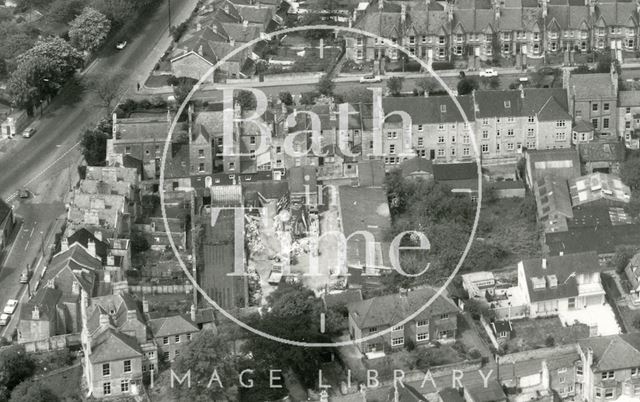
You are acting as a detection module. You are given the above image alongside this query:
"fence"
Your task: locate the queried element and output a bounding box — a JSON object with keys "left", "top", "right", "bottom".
{"left": 129, "top": 284, "right": 193, "bottom": 294}
{"left": 479, "top": 315, "right": 500, "bottom": 350}
{"left": 21, "top": 333, "right": 81, "bottom": 353}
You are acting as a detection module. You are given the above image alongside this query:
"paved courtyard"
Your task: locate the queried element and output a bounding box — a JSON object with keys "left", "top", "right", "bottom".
{"left": 558, "top": 304, "right": 621, "bottom": 336}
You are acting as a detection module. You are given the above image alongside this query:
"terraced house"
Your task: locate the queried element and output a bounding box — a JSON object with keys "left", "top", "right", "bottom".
{"left": 346, "top": 0, "right": 640, "bottom": 65}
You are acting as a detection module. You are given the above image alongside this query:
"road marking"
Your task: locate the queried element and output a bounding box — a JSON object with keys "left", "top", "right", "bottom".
{"left": 23, "top": 141, "right": 81, "bottom": 188}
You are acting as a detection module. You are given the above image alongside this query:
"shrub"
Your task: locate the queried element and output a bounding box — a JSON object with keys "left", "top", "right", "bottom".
{"left": 545, "top": 336, "right": 555, "bottom": 347}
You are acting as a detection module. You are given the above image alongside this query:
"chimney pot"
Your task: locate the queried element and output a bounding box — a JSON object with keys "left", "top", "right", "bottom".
{"left": 542, "top": 258, "right": 547, "bottom": 269}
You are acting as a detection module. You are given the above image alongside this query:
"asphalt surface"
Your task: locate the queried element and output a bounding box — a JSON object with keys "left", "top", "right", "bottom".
{"left": 0, "top": 0, "right": 199, "bottom": 339}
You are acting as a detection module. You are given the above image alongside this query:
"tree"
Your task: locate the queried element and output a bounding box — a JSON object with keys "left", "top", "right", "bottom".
{"left": 172, "top": 331, "right": 236, "bottom": 402}
{"left": 488, "top": 76, "right": 500, "bottom": 90}
{"left": 278, "top": 91, "right": 293, "bottom": 106}
{"left": 254, "top": 59, "right": 268, "bottom": 82}
{"left": 0, "top": 346, "right": 34, "bottom": 394}
{"left": 236, "top": 90, "right": 256, "bottom": 111}
{"left": 387, "top": 76, "right": 404, "bottom": 97}
{"left": 612, "top": 246, "right": 636, "bottom": 274}
{"left": 9, "top": 381, "right": 58, "bottom": 402}
{"left": 47, "top": 0, "right": 85, "bottom": 23}
{"left": 80, "top": 128, "right": 109, "bottom": 166}
{"left": 69, "top": 7, "right": 111, "bottom": 52}
{"left": 92, "top": 74, "right": 123, "bottom": 115}
{"left": 457, "top": 77, "right": 479, "bottom": 95}
{"left": 7, "top": 37, "right": 83, "bottom": 114}
{"left": 621, "top": 156, "right": 640, "bottom": 190}
{"left": 90, "top": 0, "right": 136, "bottom": 26}
{"left": 130, "top": 231, "right": 149, "bottom": 253}
{"left": 172, "top": 77, "right": 197, "bottom": 106}
{"left": 316, "top": 74, "right": 335, "bottom": 96}
{"left": 415, "top": 77, "right": 435, "bottom": 96}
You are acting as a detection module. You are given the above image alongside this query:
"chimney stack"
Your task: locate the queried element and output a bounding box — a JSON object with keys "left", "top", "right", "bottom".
{"left": 107, "top": 254, "right": 115, "bottom": 267}
{"left": 94, "top": 231, "right": 102, "bottom": 242}
{"left": 126, "top": 310, "right": 137, "bottom": 322}
{"left": 88, "top": 239, "right": 96, "bottom": 258}
{"left": 190, "top": 304, "right": 197, "bottom": 322}
{"left": 104, "top": 271, "right": 111, "bottom": 283}
{"left": 32, "top": 306, "right": 40, "bottom": 320}
{"left": 542, "top": 258, "right": 547, "bottom": 269}
{"left": 143, "top": 299, "right": 149, "bottom": 314}
{"left": 61, "top": 237, "right": 69, "bottom": 251}
{"left": 400, "top": 4, "right": 406, "bottom": 24}
{"left": 99, "top": 313, "right": 110, "bottom": 327}
{"left": 72, "top": 281, "right": 80, "bottom": 295}
{"left": 379, "top": 0, "right": 384, "bottom": 10}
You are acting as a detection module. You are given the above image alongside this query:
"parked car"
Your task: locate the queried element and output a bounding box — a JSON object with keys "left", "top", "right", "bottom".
{"left": 18, "top": 188, "right": 29, "bottom": 199}
{"left": 116, "top": 41, "right": 127, "bottom": 50}
{"left": 19, "top": 267, "right": 31, "bottom": 284}
{"left": 22, "top": 127, "right": 35, "bottom": 138}
{"left": 479, "top": 68, "right": 498, "bottom": 77}
{"left": 3, "top": 299, "right": 17, "bottom": 315}
{"left": 0, "top": 314, "right": 9, "bottom": 326}
{"left": 359, "top": 75, "right": 382, "bottom": 83}
{"left": 519, "top": 76, "right": 529, "bottom": 82}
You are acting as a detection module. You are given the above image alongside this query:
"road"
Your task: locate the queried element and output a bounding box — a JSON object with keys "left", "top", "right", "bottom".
{"left": 0, "top": 0, "right": 199, "bottom": 202}
{"left": 0, "top": 203, "right": 65, "bottom": 339}
{"left": 0, "top": 0, "right": 200, "bottom": 339}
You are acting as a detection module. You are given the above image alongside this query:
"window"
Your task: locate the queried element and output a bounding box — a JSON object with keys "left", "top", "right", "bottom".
{"left": 121, "top": 379, "right": 129, "bottom": 393}
{"left": 576, "top": 365, "right": 583, "bottom": 376}
{"left": 528, "top": 115, "right": 535, "bottom": 123}
{"left": 482, "top": 144, "right": 489, "bottom": 153}
{"left": 125, "top": 146, "right": 131, "bottom": 154}
{"left": 576, "top": 110, "right": 582, "bottom": 119}
{"left": 417, "top": 137, "right": 424, "bottom": 146}
{"left": 507, "top": 116, "right": 515, "bottom": 123}
{"left": 175, "top": 350, "right": 180, "bottom": 358}
{"left": 369, "top": 327, "right": 377, "bottom": 333}
{"left": 250, "top": 136, "right": 256, "bottom": 144}
{"left": 187, "top": 333, "right": 192, "bottom": 341}
{"left": 507, "top": 143, "right": 514, "bottom": 151}
{"left": 163, "top": 351, "right": 170, "bottom": 361}
{"left": 438, "top": 124, "right": 445, "bottom": 131}
{"left": 556, "top": 120, "right": 566, "bottom": 128}
{"left": 440, "top": 313, "right": 449, "bottom": 320}
{"left": 596, "top": 388, "right": 602, "bottom": 398}
{"left": 450, "top": 148, "right": 456, "bottom": 156}
{"left": 504, "top": 101, "right": 511, "bottom": 108}
{"left": 356, "top": 37, "right": 363, "bottom": 46}
{"left": 439, "top": 36, "right": 445, "bottom": 45}
{"left": 198, "top": 149, "right": 205, "bottom": 158}
{"left": 416, "top": 320, "right": 428, "bottom": 327}
{"left": 528, "top": 128, "right": 535, "bottom": 137}
{"left": 418, "top": 124, "right": 423, "bottom": 132}
{"left": 605, "top": 389, "right": 614, "bottom": 399}
{"left": 626, "top": 121, "right": 631, "bottom": 129}
{"left": 603, "top": 118, "right": 609, "bottom": 129}
{"left": 463, "top": 147, "right": 470, "bottom": 156}
{"left": 437, "top": 149, "right": 445, "bottom": 157}
{"left": 592, "top": 118, "right": 598, "bottom": 129}
{"left": 507, "top": 129, "right": 514, "bottom": 136}
{"left": 482, "top": 118, "right": 489, "bottom": 126}
{"left": 451, "top": 135, "right": 456, "bottom": 143}
{"left": 389, "top": 144, "right": 396, "bottom": 154}
{"left": 556, "top": 132, "right": 566, "bottom": 141}
{"left": 603, "top": 103, "right": 610, "bottom": 111}
{"left": 103, "top": 382, "right": 111, "bottom": 396}
{"left": 391, "top": 337, "right": 404, "bottom": 346}
{"left": 147, "top": 351, "right": 155, "bottom": 359}
{"left": 592, "top": 103, "right": 598, "bottom": 111}
{"left": 392, "top": 324, "right": 404, "bottom": 331}
{"left": 627, "top": 107, "right": 632, "bottom": 114}
{"left": 124, "top": 360, "right": 131, "bottom": 373}
{"left": 102, "top": 363, "right": 110, "bottom": 377}
{"left": 417, "top": 332, "right": 429, "bottom": 341}
{"left": 601, "top": 371, "right": 614, "bottom": 380}
{"left": 438, "top": 136, "right": 445, "bottom": 143}
{"left": 482, "top": 130, "right": 489, "bottom": 139}
{"left": 198, "top": 163, "right": 205, "bottom": 172}
{"left": 440, "top": 104, "right": 447, "bottom": 113}
{"left": 149, "top": 363, "right": 155, "bottom": 372}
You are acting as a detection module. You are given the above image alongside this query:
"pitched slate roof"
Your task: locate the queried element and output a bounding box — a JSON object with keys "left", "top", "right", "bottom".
{"left": 382, "top": 95, "right": 476, "bottom": 125}
{"left": 148, "top": 314, "right": 198, "bottom": 338}
{"left": 547, "top": 3, "right": 590, "bottom": 30}
{"left": 579, "top": 333, "right": 640, "bottom": 372}
{"left": 20, "top": 287, "right": 62, "bottom": 321}
{"left": 355, "top": 1, "right": 405, "bottom": 38}
{"left": 520, "top": 251, "right": 601, "bottom": 303}
{"left": 569, "top": 73, "right": 616, "bottom": 99}
{"left": 594, "top": 1, "right": 638, "bottom": 27}
{"left": 399, "top": 158, "right": 434, "bottom": 178}
{"left": 87, "top": 293, "right": 142, "bottom": 334}
{"left": 348, "top": 287, "right": 458, "bottom": 329}
{"left": 67, "top": 228, "right": 109, "bottom": 260}
{"left": 546, "top": 222, "right": 640, "bottom": 255}
{"left": 432, "top": 162, "right": 477, "bottom": 181}
{"left": 90, "top": 328, "right": 142, "bottom": 364}
{"left": 44, "top": 243, "right": 102, "bottom": 297}
{"left": 619, "top": 90, "right": 640, "bottom": 107}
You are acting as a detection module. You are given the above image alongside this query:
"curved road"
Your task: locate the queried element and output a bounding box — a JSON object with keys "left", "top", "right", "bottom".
{"left": 0, "top": 0, "right": 198, "bottom": 200}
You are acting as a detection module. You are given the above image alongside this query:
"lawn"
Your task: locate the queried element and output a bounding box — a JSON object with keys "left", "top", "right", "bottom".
{"left": 617, "top": 305, "right": 640, "bottom": 333}
{"left": 477, "top": 196, "right": 541, "bottom": 267}
{"left": 505, "top": 317, "right": 589, "bottom": 353}
{"left": 365, "top": 343, "right": 465, "bottom": 379}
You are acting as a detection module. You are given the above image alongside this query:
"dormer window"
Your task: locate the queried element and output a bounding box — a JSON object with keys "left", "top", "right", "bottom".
{"left": 504, "top": 101, "right": 511, "bottom": 109}
{"left": 440, "top": 105, "right": 446, "bottom": 113}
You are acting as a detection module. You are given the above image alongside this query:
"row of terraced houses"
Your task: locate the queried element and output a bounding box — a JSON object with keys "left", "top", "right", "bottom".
{"left": 346, "top": 0, "right": 640, "bottom": 65}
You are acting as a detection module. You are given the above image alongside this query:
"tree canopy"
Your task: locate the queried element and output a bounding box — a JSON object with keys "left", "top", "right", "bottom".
{"left": 316, "top": 74, "right": 335, "bottom": 96}
{"left": 8, "top": 37, "right": 83, "bottom": 113}
{"left": 0, "top": 346, "right": 35, "bottom": 399}
{"left": 387, "top": 76, "right": 404, "bottom": 96}
{"left": 69, "top": 7, "right": 111, "bottom": 52}
{"left": 621, "top": 155, "right": 640, "bottom": 190}
{"left": 457, "top": 77, "right": 479, "bottom": 95}
{"left": 172, "top": 330, "right": 236, "bottom": 402}
{"left": 80, "top": 122, "right": 110, "bottom": 166}
{"left": 9, "top": 381, "right": 58, "bottom": 402}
